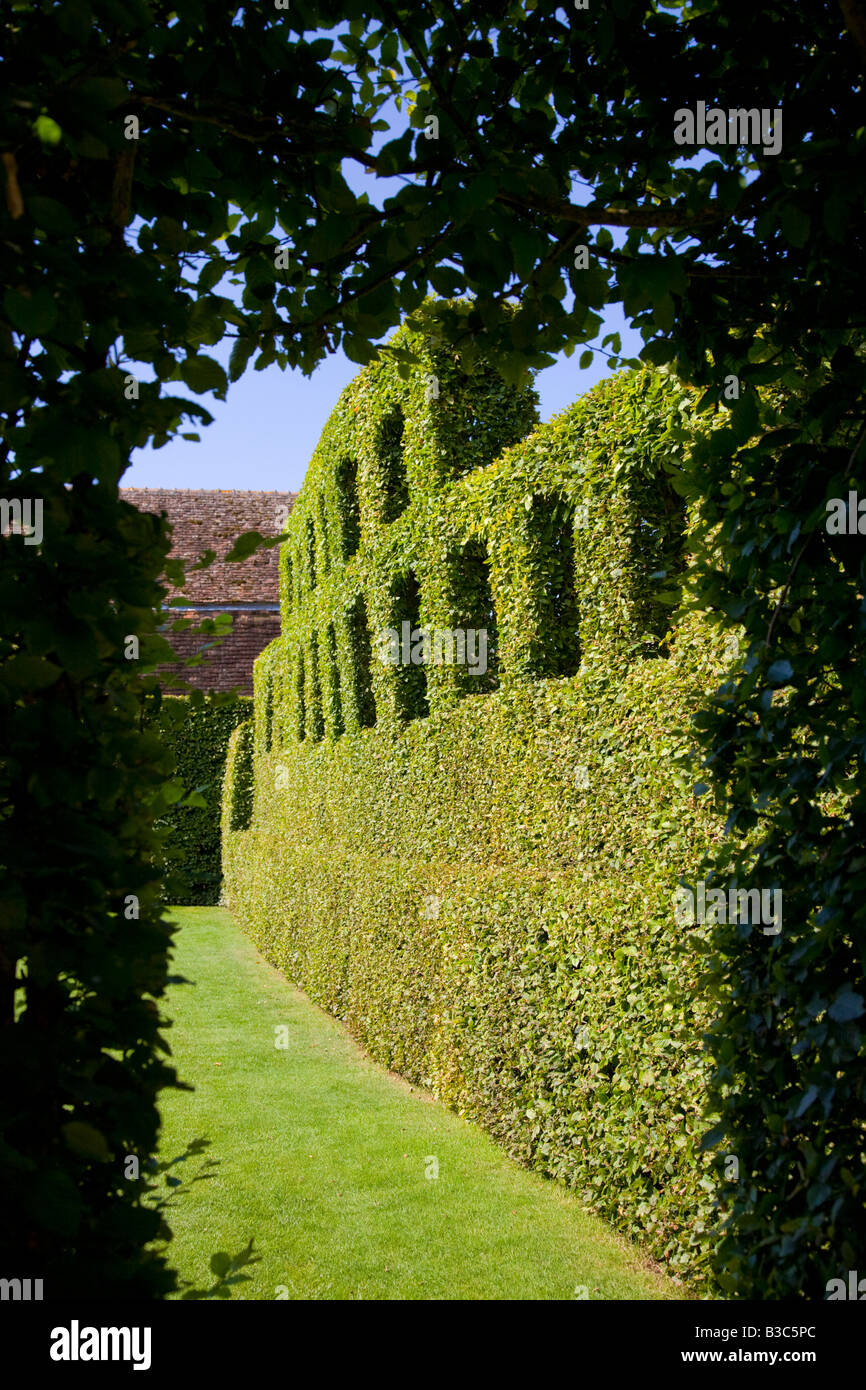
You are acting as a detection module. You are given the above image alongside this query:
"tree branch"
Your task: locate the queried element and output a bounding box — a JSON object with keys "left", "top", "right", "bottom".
{"left": 495, "top": 187, "right": 729, "bottom": 231}
{"left": 135, "top": 96, "right": 372, "bottom": 154}
{"left": 1, "top": 152, "right": 24, "bottom": 220}
{"left": 110, "top": 144, "right": 136, "bottom": 246}
{"left": 589, "top": 242, "right": 760, "bottom": 280}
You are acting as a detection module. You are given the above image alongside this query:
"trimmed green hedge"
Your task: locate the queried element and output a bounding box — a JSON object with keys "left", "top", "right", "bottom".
{"left": 222, "top": 309, "right": 729, "bottom": 1286}
{"left": 149, "top": 694, "right": 251, "bottom": 905}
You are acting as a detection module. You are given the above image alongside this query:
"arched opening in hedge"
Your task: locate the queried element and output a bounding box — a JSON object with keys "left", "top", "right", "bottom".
{"left": 346, "top": 592, "right": 377, "bottom": 730}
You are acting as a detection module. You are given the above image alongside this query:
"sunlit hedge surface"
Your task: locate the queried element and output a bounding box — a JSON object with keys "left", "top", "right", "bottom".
{"left": 223, "top": 313, "right": 728, "bottom": 1286}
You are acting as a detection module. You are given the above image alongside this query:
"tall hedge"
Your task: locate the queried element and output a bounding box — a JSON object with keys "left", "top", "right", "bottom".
{"left": 0, "top": 488, "right": 182, "bottom": 1299}
{"left": 148, "top": 694, "right": 252, "bottom": 905}
{"left": 222, "top": 316, "right": 740, "bottom": 1287}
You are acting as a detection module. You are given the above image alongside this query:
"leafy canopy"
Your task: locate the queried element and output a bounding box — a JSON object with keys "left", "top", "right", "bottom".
{"left": 2, "top": 0, "right": 865, "bottom": 1296}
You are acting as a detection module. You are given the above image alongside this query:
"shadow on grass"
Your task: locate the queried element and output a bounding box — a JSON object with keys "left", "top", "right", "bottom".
{"left": 144, "top": 1135, "right": 261, "bottom": 1299}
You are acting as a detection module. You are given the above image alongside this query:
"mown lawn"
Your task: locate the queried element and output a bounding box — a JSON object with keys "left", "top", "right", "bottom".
{"left": 150, "top": 906, "right": 683, "bottom": 1300}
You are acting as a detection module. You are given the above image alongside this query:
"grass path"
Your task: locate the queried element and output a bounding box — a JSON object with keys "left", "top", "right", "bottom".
{"left": 152, "top": 907, "right": 681, "bottom": 1300}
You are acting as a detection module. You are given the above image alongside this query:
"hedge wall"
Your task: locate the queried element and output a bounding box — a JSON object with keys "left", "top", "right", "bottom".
{"left": 222, "top": 309, "right": 731, "bottom": 1287}
{"left": 148, "top": 693, "right": 251, "bottom": 905}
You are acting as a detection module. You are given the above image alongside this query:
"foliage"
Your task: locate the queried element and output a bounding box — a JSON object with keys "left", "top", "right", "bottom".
{"left": 0, "top": 487, "right": 182, "bottom": 1296}
{"left": 3, "top": 0, "right": 865, "bottom": 1297}
{"left": 222, "top": 346, "right": 732, "bottom": 1287}
{"left": 147, "top": 695, "right": 252, "bottom": 906}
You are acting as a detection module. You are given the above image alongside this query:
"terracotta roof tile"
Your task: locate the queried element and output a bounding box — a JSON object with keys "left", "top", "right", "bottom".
{"left": 120, "top": 488, "right": 296, "bottom": 603}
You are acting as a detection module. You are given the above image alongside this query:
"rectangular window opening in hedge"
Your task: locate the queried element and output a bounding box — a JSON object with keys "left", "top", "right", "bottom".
{"left": 307, "top": 632, "right": 325, "bottom": 742}
{"left": 449, "top": 537, "right": 500, "bottom": 695}
{"left": 149, "top": 694, "right": 252, "bottom": 905}
{"left": 449, "top": 401, "right": 500, "bottom": 479}
{"left": 306, "top": 516, "right": 317, "bottom": 590}
{"left": 325, "top": 622, "right": 345, "bottom": 738}
{"left": 633, "top": 489, "right": 689, "bottom": 657}
{"left": 528, "top": 493, "right": 581, "bottom": 677}
{"left": 335, "top": 456, "right": 361, "bottom": 559}
{"left": 282, "top": 550, "right": 293, "bottom": 615}
{"left": 295, "top": 653, "right": 306, "bottom": 741}
{"left": 264, "top": 669, "right": 275, "bottom": 751}
{"left": 389, "top": 568, "right": 430, "bottom": 721}
{"left": 346, "top": 593, "right": 377, "bottom": 729}
{"left": 317, "top": 494, "right": 331, "bottom": 576}
{"left": 375, "top": 405, "right": 408, "bottom": 523}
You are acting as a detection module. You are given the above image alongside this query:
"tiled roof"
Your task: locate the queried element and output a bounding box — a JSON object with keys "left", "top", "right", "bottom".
{"left": 120, "top": 488, "right": 296, "bottom": 604}
{"left": 156, "top": 610, "right": 283, "bottom": 695}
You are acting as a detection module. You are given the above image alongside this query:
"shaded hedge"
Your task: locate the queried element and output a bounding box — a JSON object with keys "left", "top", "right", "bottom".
{"left": 223, "top": 313, "right": 731, "bottom": 1286}
{"left": 148, "top": 694, "right": 251, "bottom": 905}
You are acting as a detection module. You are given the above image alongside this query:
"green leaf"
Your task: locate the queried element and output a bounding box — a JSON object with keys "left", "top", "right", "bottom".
{"left": 429, "top": 266, "right": 465, "bottom": 296}
{"left": 640, "top": 338, "right": 675, "bottom": 366}
{"left": 225, "top": 530, "right": 268, "bottom": 563}
{"left": 26, "top": 196, "right": 76, "bottom": 234}
{"left": 780, "top": 204, "right": 810, "bottom": 249}
{"left": 198, "top": 258, "right": 228, "bottom": 293}
{"left": 32, "top": 115, "right": 63, "bottom": 146}
{"left": 766, "top": 659, "right": 793, "bottom": 684}
{"left": 828, "top": 988, "right": 865, "bottom": 1023}
{"left": 180, "top": 355, "right": 228, "bottom": 395}
{"left": 3, "top": 656, "right": 62, "bottom": 691}
{"left": 342, "top": 335, "right": 378, "bottom": 365}
{"left": 62, "top": 1122, "right": 112, "bottom": 1162}
{"left": 162, "top": 780, "right": 186, "bottom": 805}
{"left": 793, "top": 1085, "right": 818, "bottom": 1118}
{"left": 699, "top": 1121, "right": 727, "bottom": 1152}
{"left": 3, "top": 287, "right": 58, "bottom": 337}
{"left": 228, "top": 338, "right": 255, "bottom": 383}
